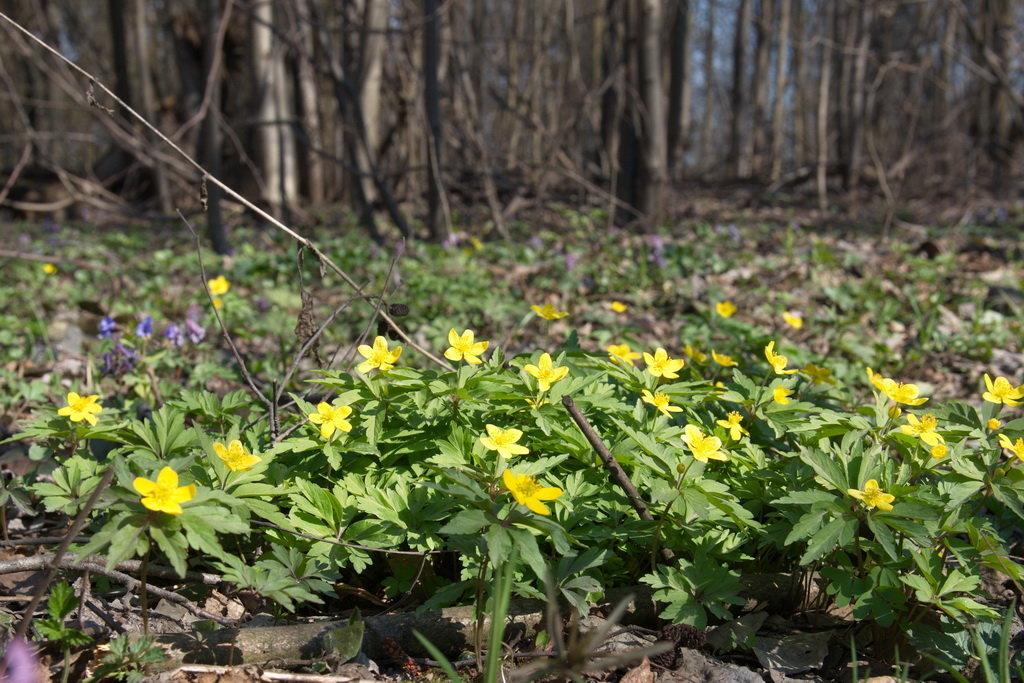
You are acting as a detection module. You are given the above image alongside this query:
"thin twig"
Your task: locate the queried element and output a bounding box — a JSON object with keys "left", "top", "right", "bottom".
{"left": 561, "top": 396, "right": 674, "bottom": 563}
{"left": 180, "top": 210, "right": 272, "bottom": 410}
{"left": 0, "top": 554, "right": 222, "bottom": 585}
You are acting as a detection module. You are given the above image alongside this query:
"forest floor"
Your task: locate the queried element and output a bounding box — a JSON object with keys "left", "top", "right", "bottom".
{"left": 1, "top": 196, "right": 1023, "bottom": 681}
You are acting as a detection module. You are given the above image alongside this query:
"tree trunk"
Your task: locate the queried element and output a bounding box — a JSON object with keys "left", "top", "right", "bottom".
{"left": 423, "top": 0, "right": 448, "bottom": 243}
{"left": 667, "top": 0, "right": 692, "bottom": 176}
{"left": 200, "top": 0, "right": 227, "bottom": 255}
{"left": 728, "top": 0, "right": 751, "bottom": 178}
{"left": 769, "top": 0, "right": 790, "bottom": 181}
{"left": 699, "top": 0, "right": 716, "bottom": 177}
{"left": 294, "top": 0, "right": 325, "bottom": 204}
{"left": 791, "top": 0, "right": 807, "bottom": 169}
{"left": 635, "top": 0, "right": 667, "bottom": 224}
{"left": 750, "top": 0, "right": 772, "bottom": 177}
{"left": 108, "top": 0, "right": 132, "bottom": 107}
{"left": 252, "top": 0, "right": 298, "bottom": 217}
{"left": 134, "top": 0, "right": 172, "bottom": 214}
{"left": 816, "top": 3, "right": 833, "bottom": 212}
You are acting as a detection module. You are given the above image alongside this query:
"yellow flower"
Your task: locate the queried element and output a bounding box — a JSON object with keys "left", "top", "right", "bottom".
{"left": 900, "top": 414, "right": 944, "bottom": 447}
{"left": 42, "top": 263, "right": 57, "bottom": 274}
{"left": 213, "top": 440, "right": 262, "bottom": 472}
{"left": 715, "top": 411, "right": 749, "bottom": 440}
{"left": 802, "top": 363, "right": 834, "bottom": 385}
{"left": 357, "top": 336, "right": 402, "bottom": 373}
{"left": 711, "top": 351, "right": 737, "bottom": 367}
{"left": 930, "top": 444, "right": 948, "bottom": 459}
{"left": 682, "top": 424, "right": 727, "bottom": 463}
{"left": 212, "top": 298, "right": 223, "bottom": 309}
{"left": 207, "top": 275, "right": 231, "bottom": 296}
{"left": 764, "top": 341, "right": 797, "bottom": 375}
{"left": 983, "top": 374, "right": 1022, "bottom": 406}
{"left": 998, "top": 434, "right": 1024, "bottom": 462}
{"left": 880, "top": 378, "right": 928, "bottom": 406}
{"left": 640, "top": 390, "right": 683, "bottom": 417}
{"left": 444, "top": 328, "right": 489, "bottom": 364}
{"left": 480, "top": 425, "right": 530, "bottom": 458}
{"left": 847, "top": 479, "right": 895, "bottom": 511}
{"left": 643, "top": 348, "right": 685, "bottom": 379}
{"left": 57, "top": 392, "right": 102, "bottom": 426}
{"left": 609, "top": 301, "right": 628, "bottom": 313}
{"left": 531, "top": 303, "right": 568, "bottom": 320}
{"left": 682, "top": 344, "right": 707, "bottom": 364}
{"left": 782, "top": 311, "right": 803, "bottom": 329}
{"left": 607, "top": 343, "right": 641, "bottom": 364}
{"left": 308, "top": 402, "right": 354, "bottom": 439}
{"left": 133, "top": 467, "right": 196, "bottom": 515}
{"left": 524, "top": 397, "right": 549, "bottom": 408}
{"left": 773, "top": 385, "right": 792, "bottom": 404}
{"left": 988, "top": 418, "right": 1003, "bottom": 430}
{"left": 502, "top": 470, "right": 562, "bottom": 515}
{"left": 524, "top": 352, "right": 569, "bottom": 391}
{"left": 715, "top": 301, "right": 737, "bottom": 318}
{"left": 866, "top": 367, "right": 887, "bottom": 391}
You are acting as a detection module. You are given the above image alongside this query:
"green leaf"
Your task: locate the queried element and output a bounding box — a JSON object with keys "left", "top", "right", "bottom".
{"left": 799, "top": 517, "right": 854, "bottom": 564}
{"left": 440, "top": 509, "right": 490, "bottom": 535}
{"left": 149, "top": 525, "right": 188, "bottom": 577}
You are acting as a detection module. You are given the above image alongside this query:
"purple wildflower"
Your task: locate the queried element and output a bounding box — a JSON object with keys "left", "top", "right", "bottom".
{"left": 100, "top": 342, "right": 138, "bottom": 379}
{"left": 164, "top": 323, "right": 185, "bottom": 348}
{"left": 2, "top": 637, "right": 39, "bottom": 683}
{"left": 647, "top": 234, "right": 667, "bottom": 269}
{"left": 185, "top": 318, "right": 205, "bottom": 344}
{"left": 564, "top": 252, "right": 580, "bottom": 272}
{"left": 98, "top": 316, "right": 119, "bottom": 339}
{"left": 135, "top": 315, "right": 153, "bottom": 338}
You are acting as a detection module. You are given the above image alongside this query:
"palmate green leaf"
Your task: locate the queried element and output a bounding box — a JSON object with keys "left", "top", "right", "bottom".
{"left": 149, "top": 525, "right": 188, "bottom": 577}
{"left": 799, "top": 517, "right": 856, "bottom": 565}
{"left": 773, "top": 490, "right": 840, "bottom": 506}
{"left": 784, "top": 509, "right": 828, "bottom": 546}
{"left": 485, "top": 524, "right": 512, "bottom": 566}
{"left": 866, "top": 516, "right": 899, "bottom": 561}
{"left": 440, "top": 509, "right": 490, "bottom": 535}
{"left": 508, "top": 526, "right": 546, "bottom": 579}
{"left": 797, "top": 446, "right": 847, "bottom": 492}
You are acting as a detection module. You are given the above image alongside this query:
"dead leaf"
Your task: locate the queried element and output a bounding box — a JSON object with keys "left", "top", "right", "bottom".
{"left": 619, "top": 657, "right": 655, "bottom": 683}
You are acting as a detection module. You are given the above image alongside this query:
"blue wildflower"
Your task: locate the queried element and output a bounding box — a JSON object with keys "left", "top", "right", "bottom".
{"left": 100, "top": 342, "right": 138, "bottom": 379}
{"left": 98, "top": 316, "right": 119, "bottom": 339}
{"left": 135, "top": 315, "right": 153, "bottom": 338}
{"left": 164, "top": 323, "right": 185, "bottom": 348}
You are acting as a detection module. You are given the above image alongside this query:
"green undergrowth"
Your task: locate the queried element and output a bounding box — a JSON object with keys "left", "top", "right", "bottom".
{"left": 2, "top": 216, "right": 1024, "bottom": 675}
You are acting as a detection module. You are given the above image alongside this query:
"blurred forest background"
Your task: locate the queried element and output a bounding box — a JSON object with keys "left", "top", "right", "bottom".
{"left": 0, "top": 0, "right": 1021, "bottom": 249}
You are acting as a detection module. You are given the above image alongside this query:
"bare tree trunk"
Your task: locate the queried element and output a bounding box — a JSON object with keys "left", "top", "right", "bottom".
{"left": 134, "top": 0, "right": 172, "bottom": 214}
{"left": 252, "top": 0, "right": 298, "bottom": 217}
{"left": 667, "top": 0, "right": 692, "bottom": 176}
{"left": 294, "top": 0, "right": 325, "bottom": 204}
{"left": 108, "top": 0, "right": 132, "bottom": 107}
{"left": 750, "top": 0, "right": 772, "bottom": 178}
{"left": 423, "top": 0, "right": 448, "bottom": 243}
{"left": 699, "top": 0, "right": 716, "bottom": 177}
{"left": 200, "top": 0, "right": 227, "bottom": 255}
{"left": 769, "top": 0, "right": 790, "bottom": 181}
{"left": 728, "top": 0, "right": 751, "bottom": 178}
{"left": 791, "top": 0, "right": 807, "bottom": 168}
{"left": 636, "top": 0, "right": 667, "bottom": 224}
{"left": 845, "top": 1, "right": 871, "bottom": 189}
{"left": 816, "top": 4, "right": 833, "bottom": 212}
